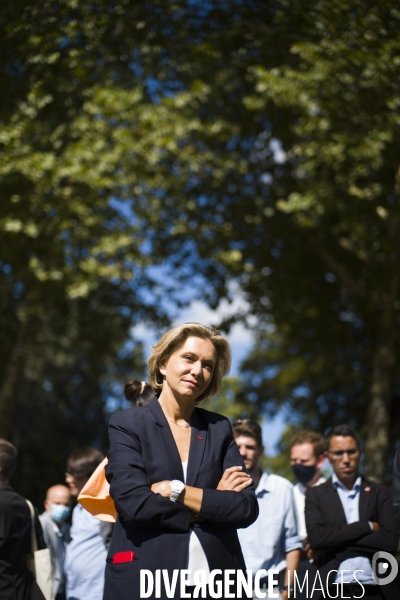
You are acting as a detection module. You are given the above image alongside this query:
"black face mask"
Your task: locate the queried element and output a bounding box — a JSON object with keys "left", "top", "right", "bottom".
{"left": 292, "top": 463, "right": 317, "bottom": 485}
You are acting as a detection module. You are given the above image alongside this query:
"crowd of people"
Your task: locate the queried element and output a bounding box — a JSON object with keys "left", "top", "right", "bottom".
{"left": 1, "top": 323, "right": 400, "bottom": 600}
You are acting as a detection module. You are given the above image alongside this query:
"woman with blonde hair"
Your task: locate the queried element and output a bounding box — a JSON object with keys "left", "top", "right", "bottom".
{"left": 104, "top": 323, "right": 258, "bottom": 600}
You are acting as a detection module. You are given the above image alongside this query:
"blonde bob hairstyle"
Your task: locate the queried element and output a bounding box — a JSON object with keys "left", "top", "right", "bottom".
{"left": 148, "top": 323, "right": 231, "bottom": 402}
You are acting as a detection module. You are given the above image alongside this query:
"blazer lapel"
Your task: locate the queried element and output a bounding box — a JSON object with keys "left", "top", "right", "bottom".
{"left": 186, "top": 408, "right": 208, "bottom": 487}
{"left": 148, "top": 397, "right": 184, "bottom": 481}
{"left": 325, "top": 478, "right": 348, "bottom": 523}
{"left": 359, "top": 477, "right": 371, "bottom": 521}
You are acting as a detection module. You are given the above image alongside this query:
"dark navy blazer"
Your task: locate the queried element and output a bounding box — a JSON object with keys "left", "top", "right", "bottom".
{"left": 103, "top": 396, "right": 258, "bottom": 600}
{"left": 305, "top": 477, "right": 399, "bottom": 600}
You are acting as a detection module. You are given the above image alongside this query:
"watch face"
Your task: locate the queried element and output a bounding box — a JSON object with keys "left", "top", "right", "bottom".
{"left": 171, "top": 480, "right": 185, "bottom": 493}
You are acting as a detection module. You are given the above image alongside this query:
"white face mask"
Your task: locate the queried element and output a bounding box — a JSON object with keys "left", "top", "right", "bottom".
{"left": 50, "top": 503, "right": 71, "bottom": 523}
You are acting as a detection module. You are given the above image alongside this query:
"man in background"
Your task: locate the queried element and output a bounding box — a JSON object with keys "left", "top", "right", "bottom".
{"left": 39, "top": 485, "right": 71, "bottom": 600}
{"left": 64, "top": 447, "right": 113, "bottom": 600}
{"left": 290, "top": 430, "right": 326, "bottom": 596}
{"left": 290, "top": 430, "right": 326, "bottom": 538}
{"left": 233, "top": 419, "right": 301, "bottom": 599}
{"left": 306, "top": 424, "right": 399, "bottom": 600}
{"left": 0, "top": 438, "right": 46, "bottom": 600}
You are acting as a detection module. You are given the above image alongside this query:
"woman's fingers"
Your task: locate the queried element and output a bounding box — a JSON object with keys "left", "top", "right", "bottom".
{"left": 233, "top": 478, "right": 253, "bottom": 491}
{"left": 222, "top": 466, "right": 243, "bottom": 478}
{"left": 217, "top": 468, "right": 252, "bottom": 491}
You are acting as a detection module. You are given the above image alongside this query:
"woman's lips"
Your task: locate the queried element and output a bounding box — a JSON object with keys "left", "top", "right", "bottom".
{"left": 184, "top": 380, "right": 198, "bottom": 387}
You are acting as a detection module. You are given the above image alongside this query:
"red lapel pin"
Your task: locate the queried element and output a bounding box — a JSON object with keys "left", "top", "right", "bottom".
{"left": 365, "top": 486, "right": 371, "bottom": 492}
{"left": 197, "top": 435, "right": 202, "bottom": 440}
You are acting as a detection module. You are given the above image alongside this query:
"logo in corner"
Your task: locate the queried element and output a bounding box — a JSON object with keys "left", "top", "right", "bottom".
{"left": 372, "top": 551, "right": 398, "bottom": 586}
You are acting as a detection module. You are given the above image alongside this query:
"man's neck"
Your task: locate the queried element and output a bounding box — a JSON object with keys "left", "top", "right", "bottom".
{"left": 305, "top": 470, "right": 322, "bottom": 488}
{"left": 335, "top": 472, "right": 359, "bottom": 491}
{"left": 250, "top": 466, "right": 262, "bottom": 489}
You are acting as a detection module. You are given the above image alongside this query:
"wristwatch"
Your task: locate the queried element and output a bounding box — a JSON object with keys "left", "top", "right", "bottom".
{"left": 170, "top": 480, "right": 185, "bottom": 502}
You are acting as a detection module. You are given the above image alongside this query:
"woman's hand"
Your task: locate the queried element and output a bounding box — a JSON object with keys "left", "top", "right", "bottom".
{"left": 217, "top": 466, "right": 252, "bottom": 492}
{"left": 150, "top": 480, "right": 172, "bottom": 498}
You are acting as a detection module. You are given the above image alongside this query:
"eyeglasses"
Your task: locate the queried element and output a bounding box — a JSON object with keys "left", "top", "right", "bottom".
{"left": 328, "top": 449, "right": 359, "bottom": 458}
{"left": 232, "top": 419, "right": 261, "bottom": 428}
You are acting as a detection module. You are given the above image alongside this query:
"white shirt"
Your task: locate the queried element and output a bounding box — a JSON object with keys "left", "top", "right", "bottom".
{"left": 182, "top": 461, "right": 210, "bottom": 584}
{"left": 238, "top": 472, "right": 302, "bottom": 574}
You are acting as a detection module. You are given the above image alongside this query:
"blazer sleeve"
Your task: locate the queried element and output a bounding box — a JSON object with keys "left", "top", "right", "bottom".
{"left": 198, "top": 429, "right": 259, "bottom": 529}
{"left": 106, "top": 411, "right": 191, "bottom": 531}
{"left": 305, "top": 487, "right": 371, "bottom": 550}
{"left": 352, "top": 485, "right": 399, "bottom": 553}
{"left": 392, "top": 445, "right": 400, "bottom": 530}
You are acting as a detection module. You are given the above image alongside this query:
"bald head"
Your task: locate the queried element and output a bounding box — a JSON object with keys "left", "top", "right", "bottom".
{"left": 44, "top": 484, "right": 70, "bottom": 512}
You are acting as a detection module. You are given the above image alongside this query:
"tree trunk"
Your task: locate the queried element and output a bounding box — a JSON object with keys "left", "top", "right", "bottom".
{"left": 0, "top": 314, "right": 41, "bottom": 439}
{"left": 365, "top": 304, "right": 396, "bottom": 481}
{"left": 365, "top": 165, "right": 400, "bottom": 480}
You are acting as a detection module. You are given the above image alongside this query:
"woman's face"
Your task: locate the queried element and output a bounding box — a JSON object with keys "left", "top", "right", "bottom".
{"left": 159, "top": 336, "right": 217, "bottom": 402}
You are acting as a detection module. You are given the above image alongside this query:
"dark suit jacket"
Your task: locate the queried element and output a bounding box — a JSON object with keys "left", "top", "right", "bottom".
{"left": 0, "top": 483, "right": 46, "bottom": 600}
{"left": 392, "top": 444, "right": 400, "bottom": 531}
{"left": 104, "top": 397, "right": 258, "bottom": 600}
{"left": 305, "top": 476, "right": 399, "bottom": 600}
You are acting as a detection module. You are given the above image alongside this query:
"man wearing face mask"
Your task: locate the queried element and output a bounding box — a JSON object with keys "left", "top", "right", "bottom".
{"left": 39, "top": 485, "right": 71, "bottom": 600}
{"left": 290, "top": 431, "right": 326, "bottom": 597}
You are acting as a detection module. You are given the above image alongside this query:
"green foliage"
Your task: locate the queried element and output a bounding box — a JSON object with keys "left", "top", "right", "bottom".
{"left": 3, "top": 0, "right": 400, "bottom": 494}
{"left": 201, "top": 377, "right": 259, "bottom": 421}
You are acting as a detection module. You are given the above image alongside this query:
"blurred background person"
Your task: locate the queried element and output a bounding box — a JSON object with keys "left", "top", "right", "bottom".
{"left": 124, "top": 379, "right": 155, "bottom": 407}
{"left": 0, "top": 439, "right": 46, "bottom": 600}
{"left": 289, "top": 430, "right": 326, "bottom": 598}
{"left": 39, "top": 485, "right": 71, "bottom": 600}
{"left": 233, "top": 419, "right": 301, "bottom": 600}
{"left": 64, "top": 448, "right": 113, "bottom": 600}
{"left": 306, "top": 425, "right": 399, "bottom": 600}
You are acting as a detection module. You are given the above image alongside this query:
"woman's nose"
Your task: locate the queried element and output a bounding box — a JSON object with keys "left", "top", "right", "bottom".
{"left": 190, "top": 360, "right": 202, "bottom": 376}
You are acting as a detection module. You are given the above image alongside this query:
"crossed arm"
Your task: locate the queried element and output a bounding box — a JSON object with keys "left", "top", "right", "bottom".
{"left": 305, "top": 486, "right": 398, "bottom": 554}
{"left": 107, "top": 412, "right": 257, "bottom": 529}
{"left": 151, "top": 465, "right": 252, "bottom": 514}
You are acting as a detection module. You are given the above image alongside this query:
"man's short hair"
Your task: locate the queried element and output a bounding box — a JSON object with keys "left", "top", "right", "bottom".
{"left": 0, "top": 439, "right": 18, "bottom": 480}
{"left": 232, "top": 419, "right": 263, "bottom": 447}
{"left": 290, "top": 430, "right": 326, "bottom": 458}
{"left": 326, "top": 424, "right": 360, "bottom": 449}
{"left": 67, "top": 447, "right": 104, "bottom": 479}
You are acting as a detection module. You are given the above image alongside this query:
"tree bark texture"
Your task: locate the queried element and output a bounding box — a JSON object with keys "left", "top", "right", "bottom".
{"left": 0, "top": 314, "right": 41, "bottom": 439}
{"left": 365, "top": 304, "right": 396, "bottom": 481}
{"left": 365, "top": 164, "right": 400, "bottom": 480}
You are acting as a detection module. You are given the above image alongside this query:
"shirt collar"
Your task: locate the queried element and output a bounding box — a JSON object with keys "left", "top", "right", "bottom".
{"left": 255, "top": 471, "right": 272, "bottom": 494}
{"left": 332, "top": 472, "right": 361, "bottom": 494}
{"left": 298, "top": 482, "right": 306, "bottom": 494}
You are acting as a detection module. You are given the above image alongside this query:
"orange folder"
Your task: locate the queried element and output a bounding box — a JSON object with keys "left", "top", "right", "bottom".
{"left": 78, "top": 457, "right": 117, "bottom": 522}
